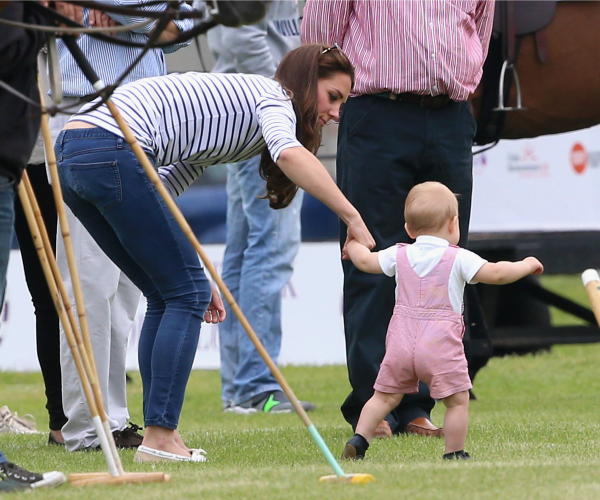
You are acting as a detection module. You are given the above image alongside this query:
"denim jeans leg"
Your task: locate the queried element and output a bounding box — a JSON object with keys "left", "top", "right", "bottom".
{"left": 219, "top": 163, "right": 246, "bottom": 406}
{"left": 0, "top": 174, "right": 16, "bottom": 307}
{"left": 56, "top": 129, "right": 211, "bottom": 428}
{"left": 220, "top": 156, "right": 303, "bottom": 406}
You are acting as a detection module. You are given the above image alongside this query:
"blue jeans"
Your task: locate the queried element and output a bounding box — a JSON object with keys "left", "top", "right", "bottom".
{"left": 0, "top": 173, "right": 15, "bottom": 308}
{"left": 55, "top": 128, "right": 211, "bottom": 429}
{"left": 0, "top": 175, "right": 15, "bottom": 461}
{"left": 220, "top": 156, "right": 303, "bottom": 406}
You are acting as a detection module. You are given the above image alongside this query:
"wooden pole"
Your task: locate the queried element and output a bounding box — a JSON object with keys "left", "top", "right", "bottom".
{"left": 17, "top": 177, "right": 119, "bottom": 477}
{"left": 106, "top": 100, "right": 312, "bottom": 425}
{"left": 37, "top": 83, "right": 123, "bottom": 475}
{"left": 69, "top": 472, "right": 171, "bottom": 487}
{"left": 104, "top": 100, "right": 361, "bottom": 480}
{"left": 582, "top": 269, "right": 600, "bottom": 326}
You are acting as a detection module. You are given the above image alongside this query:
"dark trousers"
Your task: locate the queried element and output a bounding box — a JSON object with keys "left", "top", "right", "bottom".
{"left": 14, "top": 163, "right": 67, "bottom": 431}
{"left": 337, "top": 95, "right": 477, "bottom": 432}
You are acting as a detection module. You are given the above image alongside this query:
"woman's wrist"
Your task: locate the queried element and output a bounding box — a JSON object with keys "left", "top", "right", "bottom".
{"left": 342, "top": 209, "right": 363, "bottom": 228}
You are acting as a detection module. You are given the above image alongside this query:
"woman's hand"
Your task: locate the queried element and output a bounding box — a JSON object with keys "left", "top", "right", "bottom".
{"left": 342, "top": 215, "right": 375, "bottom": 259}
{"left": 204, "top": 282, "right": 226, "bottom": 323}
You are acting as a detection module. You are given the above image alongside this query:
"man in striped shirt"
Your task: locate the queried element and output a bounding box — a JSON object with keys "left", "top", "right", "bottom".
{"left": 49, "top": 1, "right": 193, "bottom": 452}
{"left": 302, "top": 0, "right": 494, "bottom": 440}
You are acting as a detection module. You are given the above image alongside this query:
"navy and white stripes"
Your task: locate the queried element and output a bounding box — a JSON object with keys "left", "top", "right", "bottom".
{"left": 72, "top": 72, "right": 303, "bottom": 197}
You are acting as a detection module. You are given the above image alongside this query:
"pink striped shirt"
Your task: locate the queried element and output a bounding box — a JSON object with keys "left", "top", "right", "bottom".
{"left": 301, "top": 0, "right": 495, "bottom": 102}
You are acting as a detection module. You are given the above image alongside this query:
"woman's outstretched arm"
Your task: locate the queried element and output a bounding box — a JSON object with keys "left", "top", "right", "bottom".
{"left": 276, "top": 146, "right": 375, "bottom": 249}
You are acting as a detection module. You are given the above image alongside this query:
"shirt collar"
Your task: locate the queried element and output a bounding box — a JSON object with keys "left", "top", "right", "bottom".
{"left": 414, "top": 235, "right": 450, "bottom": 247}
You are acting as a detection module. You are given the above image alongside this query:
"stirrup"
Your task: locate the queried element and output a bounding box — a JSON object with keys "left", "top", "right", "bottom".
{"left": 493, "top": 60, "right": 527, "bottom": 112}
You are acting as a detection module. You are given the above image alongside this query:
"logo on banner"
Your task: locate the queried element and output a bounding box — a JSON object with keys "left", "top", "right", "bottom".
{"left": 571, "top": 143, "right": 587, "bottom": 174}
{"left": 507, "top": 144, "right": 549, "bottom": 177}
{"left": 473, "top": 153, "right": 487, "bottom": 176}
{"left": 570, "top": 142, "right": 600, "bottom": 174}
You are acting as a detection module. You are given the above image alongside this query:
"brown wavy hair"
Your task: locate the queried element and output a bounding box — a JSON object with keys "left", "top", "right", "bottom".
{"left": 259, "top": 44, "right": 355, "bottom": 209}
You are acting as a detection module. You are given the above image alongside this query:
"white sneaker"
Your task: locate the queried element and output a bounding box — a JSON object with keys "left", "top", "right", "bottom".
{"left": 222, "top": 402, "right": 257, "bottom": 415}
{"left": 0, "top": 406, "right": 40, "bottom": 434}
{"left": 0, "top": 462, "right": 66, "bottom": 489}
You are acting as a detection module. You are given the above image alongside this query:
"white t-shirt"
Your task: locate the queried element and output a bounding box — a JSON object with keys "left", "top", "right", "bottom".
{"left": 377, "top": 235, "right": 487, "bottom": 313}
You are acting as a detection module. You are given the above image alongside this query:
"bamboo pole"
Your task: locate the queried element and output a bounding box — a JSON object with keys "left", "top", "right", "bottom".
{"left": 37, "top": 83, "right": 123, "bottom": 475}
{"left": 17, "top": 176, "right": 119, "bottom": 477}
{"left": 582, "top": 269, "right": 600, "bottom": 326}
{"left": 104, "top": 100, "right": 370, "bottom": 481}
{"left": 69, "top": 472, "right": 171, "bottom": 487}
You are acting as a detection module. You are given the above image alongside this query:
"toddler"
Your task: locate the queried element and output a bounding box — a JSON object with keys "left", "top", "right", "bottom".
{"left": 342, "top": 181, "right": 543, "bottom": 460}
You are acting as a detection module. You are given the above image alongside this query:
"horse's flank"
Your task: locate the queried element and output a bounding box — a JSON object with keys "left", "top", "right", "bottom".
{"left": 471, "top": 1, "right": 600, "bottom": 140}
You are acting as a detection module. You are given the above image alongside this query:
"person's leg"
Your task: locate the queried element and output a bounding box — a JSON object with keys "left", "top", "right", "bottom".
{"left": 356, "top": 391, "right": 404, "bottom": 442}
{"left": 57, "top": 129, "right": 210, "bottom": 457}
{"left": 0, "top": 174, "right": 15, "bottom": 307}
{"left": 442, "top": 391, "right": 470, "bottom": 454}
{"left": 337, "top": 96, "right": 435, "bottom": 433}
{"left": 343, "top": 391, "right": 404, "bottom": 460}
{"left": 418, "top": 101, "right": 476, "bottom": 246}
{"left": 219, "top": 163, "right": 247, "bottom": 408}
{"left": 13, "top": 164, "right": 67, "bottom": 438}
{"left": 56, "top": 209, "right": 124, "bottom": 451}
{"left": 107, "top": 271, "right": 141, "bottom": 431}
{"left": 226, "top": 157, "right": 303, "bottom": 406}
{"left": 421, "top": 101, "right": 490, "bottom": 397}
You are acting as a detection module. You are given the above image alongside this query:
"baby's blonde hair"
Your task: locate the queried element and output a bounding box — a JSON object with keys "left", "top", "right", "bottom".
{"left": 404, "top": 182, "right": 459, "bottom": 235}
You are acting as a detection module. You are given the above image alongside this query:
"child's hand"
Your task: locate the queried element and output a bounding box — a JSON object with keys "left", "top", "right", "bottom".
{"left": 341, "top": 244, "right": 350, "bottom": 260}
{"left": 524, "top": 256, "right": 544, "bottom": 275}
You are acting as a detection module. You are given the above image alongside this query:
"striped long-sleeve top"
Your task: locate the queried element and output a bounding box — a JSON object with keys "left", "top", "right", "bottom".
{"left": 301, "top": 0, "right": 495, "bottom": 102}
{"left": 71, "top": 72, "right": 303, "bottom": 196}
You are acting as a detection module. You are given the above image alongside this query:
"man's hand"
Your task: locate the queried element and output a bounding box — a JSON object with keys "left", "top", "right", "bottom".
{"left": 39, "top": 1, "right": 84, "bottom": 36}
{"left": 156, "top": 21, "right": 181, "bottom": 44}
{"left": 88, "top": 9, "right": 120, "bottom": 36}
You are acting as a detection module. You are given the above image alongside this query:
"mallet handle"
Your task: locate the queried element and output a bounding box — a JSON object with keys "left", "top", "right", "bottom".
{"left": 582, "top": 269, "right": 600, "bottom": 327}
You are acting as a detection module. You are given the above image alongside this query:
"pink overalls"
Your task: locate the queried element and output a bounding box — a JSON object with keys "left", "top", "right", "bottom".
{"left": 374, "top": 244, "right": 473, "bottom": 400}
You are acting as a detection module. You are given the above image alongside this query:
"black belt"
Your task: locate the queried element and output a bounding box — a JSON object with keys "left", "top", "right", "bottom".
{"left": 374, "top": 91, "right": 452, "bottom": 108}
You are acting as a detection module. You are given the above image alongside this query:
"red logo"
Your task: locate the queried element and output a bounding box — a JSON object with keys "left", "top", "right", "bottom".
{"left": 571, "top": 143, "right": 588, "bottom": 174}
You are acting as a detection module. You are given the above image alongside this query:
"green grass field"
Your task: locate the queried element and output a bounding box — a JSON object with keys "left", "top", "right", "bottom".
{"left": 1, "top": 275, "right": 599, "bottom": 499}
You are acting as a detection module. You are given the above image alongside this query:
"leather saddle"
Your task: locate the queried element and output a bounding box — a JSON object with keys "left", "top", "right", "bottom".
{"left": 473, "top": 1, "right": 557, "bottom": 146}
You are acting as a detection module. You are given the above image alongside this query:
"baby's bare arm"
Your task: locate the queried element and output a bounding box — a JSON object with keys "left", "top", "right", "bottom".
{"left": 473, "top": 256, "right": 544, "bottom": 285}
{"left": 347, "top": 240, "right": 383, "bottom": 274}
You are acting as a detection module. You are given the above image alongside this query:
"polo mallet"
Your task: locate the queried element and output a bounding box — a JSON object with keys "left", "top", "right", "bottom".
{"left": 62, "top": 33, "right": 374, "bottom": 486}
{"left": 582, "top": 269, "right": 600, "bottom": 326}
{"left": 18, "top": 173, "right": 120, "bottom": 477}
{"left": 103, "top": 86, "right": 372, "bottom": 486}
{"left": 108, "top": 103, "right": 374, "bottom": 485}
{"left": 36, "top": 85, "right": 170, "bottom": 487}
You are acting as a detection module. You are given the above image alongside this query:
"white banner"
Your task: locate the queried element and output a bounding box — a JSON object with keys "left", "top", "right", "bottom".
{"left": 471, "top": 124, "right": 600, "bottom": 232}
{"left": 5, "top": 125, "right": 600, "bottom": 372}
{"left": 0, "top": 243, "right": 347, "bottom": 372}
